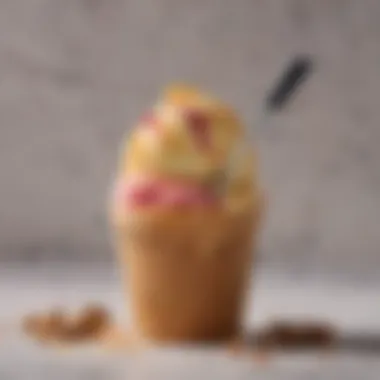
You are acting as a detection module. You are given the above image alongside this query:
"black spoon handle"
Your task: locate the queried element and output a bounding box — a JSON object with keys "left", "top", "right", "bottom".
{"left": 266, "top": 55, "right": 314, "bottom": 112}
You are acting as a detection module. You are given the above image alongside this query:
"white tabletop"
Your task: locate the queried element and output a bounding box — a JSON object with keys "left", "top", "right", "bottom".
{"left": 1, "top": 264, "right": 379, "bottom": 379}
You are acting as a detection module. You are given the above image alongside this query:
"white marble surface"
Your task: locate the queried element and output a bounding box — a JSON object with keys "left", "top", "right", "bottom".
{"left": 1, "top": 342, "right": 379, "bottom": 380}
{"left": 0, "top": 265, "right": 379, "bottom": 379}
{"left": 1, "top": 264, "right": 380, "bottom": 331}
{"left": 0, "top": 0, "right": 379, "bottom": 279}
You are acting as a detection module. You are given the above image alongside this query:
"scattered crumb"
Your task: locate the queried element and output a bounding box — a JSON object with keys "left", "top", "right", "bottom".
{"left": 226, "top": 336, "right": 246, "bottom": 356}
{"left": 22, "top": 304, "right": 145, "bottom": 353}
{"left": 23, "top": 309, "right": 66, "bottom": 343}
{"left": 100, "top": 324, "right": 133, "bottom": 351}
{"left": 255, "top": 320, "right": 337, "bottom": 349}
{"left": 22, "top": 304, "right": 111, "bottom": 344}
{"left": 226, "top": 336, "right": 273, "bottom": 366}
{"left": 22, "top": 306, "right": 337, "bottom": 358}
{"left": 226, "top": 321, "right": 337, "bottom": 363}
{"left": 63, "top": 305, "right": 111, "bottom": 341}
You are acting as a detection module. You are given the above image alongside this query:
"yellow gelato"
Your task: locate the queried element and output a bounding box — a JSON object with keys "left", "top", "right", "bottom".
{"left": 114, "top": 85, "right": 261, "bottom": 212}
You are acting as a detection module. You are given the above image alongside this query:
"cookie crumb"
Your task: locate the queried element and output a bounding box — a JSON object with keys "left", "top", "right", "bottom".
{"left": 22, "top": 304, "right": 111, "bottom": 344}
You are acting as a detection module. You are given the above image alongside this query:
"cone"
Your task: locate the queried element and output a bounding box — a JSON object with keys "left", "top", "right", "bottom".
{"left": 113, "top": 201, "right": 263, "bottom": 343}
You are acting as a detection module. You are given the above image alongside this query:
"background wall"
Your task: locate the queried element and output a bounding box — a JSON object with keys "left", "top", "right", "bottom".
{"left": 0, "top": 0, "right": 379, "bottom": 279}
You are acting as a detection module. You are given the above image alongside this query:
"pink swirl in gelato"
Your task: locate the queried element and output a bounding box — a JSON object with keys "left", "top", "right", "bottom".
{"left": 115, "top": 178, "right": 217, "bottom": 208}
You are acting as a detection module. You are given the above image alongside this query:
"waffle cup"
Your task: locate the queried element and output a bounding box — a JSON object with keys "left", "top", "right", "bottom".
{"left": 113, "top": 199, "right": 263, "bottom": 343}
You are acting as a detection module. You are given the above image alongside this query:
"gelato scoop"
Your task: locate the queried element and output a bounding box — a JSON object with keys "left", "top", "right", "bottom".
{"left": 113, "top": 85, "right": 261, "bottom": 219}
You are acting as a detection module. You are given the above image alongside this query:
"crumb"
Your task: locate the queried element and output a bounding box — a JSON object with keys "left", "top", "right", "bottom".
{"left": 226, "top": 321, "right": 337, "bottom": 362}
{"left": 22, "top": 304, "right": 112, "bottom": 344}
{"left": 256, "top": 320, "right": 337, "bottom": 349}
{"left": 251, "top": 349, "right": 272, "bottom": 365}
{"left": 23, "top": 309, "right": 66, "bottom": 343}
{"left": 226, "top": 336, "right": 247, "bottom": 356}
{"left": 226, "top": 335, "right": 273, "bottom": 366}
{"left": 100, "top": 324, "right": 135, "bottom": 351}
{"left": 62, "top": 304, "right": 111, "bottom": 341}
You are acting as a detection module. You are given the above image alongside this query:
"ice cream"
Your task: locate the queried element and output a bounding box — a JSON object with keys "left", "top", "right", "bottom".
{"left": 110, "top": 85, "right": 264, "bottom": 342}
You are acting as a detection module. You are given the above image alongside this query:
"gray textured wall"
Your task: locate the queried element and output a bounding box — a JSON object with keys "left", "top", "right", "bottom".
{"left": 0, "top": 0, "right": 379, "bottom": 277}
